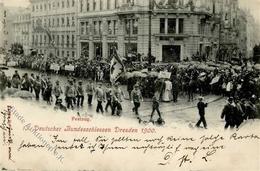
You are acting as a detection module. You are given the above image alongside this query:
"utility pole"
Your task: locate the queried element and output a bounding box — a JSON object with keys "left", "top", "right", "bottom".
{"left": 148, "top": 0, "right": 152, "bottom": 70}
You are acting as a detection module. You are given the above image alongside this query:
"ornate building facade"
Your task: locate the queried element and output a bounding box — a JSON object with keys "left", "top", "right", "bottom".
{"left": 77, "top": 0, "right": 223, "bottom": 62}
{"left": 13, "top": 8, "right": 31, "bottom": 55}
{"left": 30, "top": 0, "right": 77, "bottom": 60}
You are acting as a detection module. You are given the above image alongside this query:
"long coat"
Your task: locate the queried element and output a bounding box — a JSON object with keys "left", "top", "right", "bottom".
{"left": 221, "top": 103, "right": 235, "bottom": 124}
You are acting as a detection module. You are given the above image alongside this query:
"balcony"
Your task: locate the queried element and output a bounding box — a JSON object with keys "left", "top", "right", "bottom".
{"left": 154, "top": 33, "right": 189, "bottom": 41}
{"left": 116, "top": 4, "right": 148, "bottom": 15}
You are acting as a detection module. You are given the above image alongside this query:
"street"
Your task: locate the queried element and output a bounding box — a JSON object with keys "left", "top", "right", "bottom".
{"left": 2, "top": 67, "right": 228, "bottom": 129}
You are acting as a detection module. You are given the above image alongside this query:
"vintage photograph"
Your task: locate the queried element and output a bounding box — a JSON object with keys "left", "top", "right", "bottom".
{"left": 0, "top": 0, "right": 260, "bottom": 170}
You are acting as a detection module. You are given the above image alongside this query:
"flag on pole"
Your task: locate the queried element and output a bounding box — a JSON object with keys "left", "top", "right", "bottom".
{"left": 110, "top": 46, "right": 125, "bottom": 84}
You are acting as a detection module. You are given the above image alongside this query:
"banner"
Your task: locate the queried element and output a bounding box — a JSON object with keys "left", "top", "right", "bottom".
{"left": 50, "top": 64, "right": 60, "bottom": 71}
{"left": 210, "top": 75, "right": 221, "bottom": 85}
{"left": 158, "top": 71, "right": 171, "bottom": 79}
{"left": 110, "top": 46, "right": 125, "bottom": 83}
{"left": 7, "top": 61, "right": 18, "bottom": 67}
{"left": 65, "top": 65, "right": 75, "bottom": 71}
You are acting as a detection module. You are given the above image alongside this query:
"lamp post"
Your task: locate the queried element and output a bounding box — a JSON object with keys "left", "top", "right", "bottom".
{"left": 148, "top": 0, "right": 152, "bottom": 70}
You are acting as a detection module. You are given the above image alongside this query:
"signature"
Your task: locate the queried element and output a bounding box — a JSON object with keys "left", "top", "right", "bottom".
{"left": 0, "top": 106, "right": 14, "bottom": 162}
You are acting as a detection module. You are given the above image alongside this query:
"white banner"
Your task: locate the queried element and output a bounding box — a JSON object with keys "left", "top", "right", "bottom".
{"left": 158, "top": 71, "right": 171, "bottom": 79}
{"left": 65, "top": 65, "right": 75, "bottom": 71}
{"left": 7, "top": 61, "right": 18, "bottom": 67}
{"left": 50, "top": 64, "right": 60, "bottom": 71}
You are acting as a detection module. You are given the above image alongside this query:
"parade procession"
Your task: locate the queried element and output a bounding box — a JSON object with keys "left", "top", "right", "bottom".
{"left": 1, "top": 0, "right": 260, "bottom": 130}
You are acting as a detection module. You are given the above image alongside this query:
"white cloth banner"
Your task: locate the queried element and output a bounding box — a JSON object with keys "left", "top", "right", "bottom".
{"left": 65, "top": 65, "right": 75, "bottom": 71}
{"left": 210, "top": 75, "right": 221, "bottom": 85}
{"left": 7, "top": 61, "right": 18, "bottom": 67}
{"left": 158, "top": 71, "right": 171, "bottom": 79}
{"left": 50, "top": 64, "right": 60, "bottom": 71}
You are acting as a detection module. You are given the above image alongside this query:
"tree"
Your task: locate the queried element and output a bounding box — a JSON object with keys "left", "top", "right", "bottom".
{"left": 10, "top": 43, "right": 24, "bottom": 55}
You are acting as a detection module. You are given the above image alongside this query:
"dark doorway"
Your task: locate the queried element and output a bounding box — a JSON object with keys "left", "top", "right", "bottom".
{"left": 94, "top": 42, "right": 102, "bottom": 60}
{"left": 162, "top": 45, "right": 181, "bottom": 62}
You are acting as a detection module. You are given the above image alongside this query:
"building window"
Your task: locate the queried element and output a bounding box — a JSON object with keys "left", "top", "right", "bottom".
{"left": 108, "top": 20, "right": 112, "bottom": 34}
{"left": 99, "top": 21, "right": 102, "bottom": 34}
{"left": 179, "top": 18, "right": 184, "bottom": 34}
{"left": 125, "top": 43, "right": 137, "bottom": 57}
{"left": 57, "top": 50, "right": 60, "bottom": 57}
{"left": 94, "top": 21, "right": 98, "bottom": 34}
{"left": 80, "top": 0, "right": 83, "bottom": 12}
{"left": 80, "top": 22, "right": 85, "bottom": 34}
{"left": 67, "top": 0, "right": 70, "bottom": 7}
{"left": 108, "top": 43, "right": 118, "bottom": 57}
{"left": 85, "top": 22, "right": 89, "bottom": 34}
{"left": 72, "top": 16, "right": 75, "bottom": 26}
{"left": 62, "top": 17, "right": 65, "bottom": 26}
{"left": 35, "top": 35, "right": 38, "bottom": 45}
{"left": 44, "top": 18, "right": 47, "bottom": 27}
{"left": 114, "top": 20, "right": 118, "bottom": 34}
{"left": 62, "top": 1, "right": 65, "bottom": 8}
{"left": 61, "top": 35, "right": 64, "bottom": 46}
{"left": 100, "top": 0, "right": 103, "bottom": 10}
{"left": 57, "top": 35, "right": 59, "bottom": 45}
{"left": 52, "top": 35, "right": 55, "bottom": 44}
{"left": 67, "top": 17, "right": 70, "bottom": 26}
{"left": 57, "top": 18, "right": 60, "bottom": 27}
{"left": 44, "top": 35, "right": 47, "bottom": 44}
{"left": 44, "top": 4, "right": 47, "bottom": 10}
{"left": 168, "top": 18, "right": 176, "bottom": 34}
{"left": 72, "top": 35, "right": 75, "bottom": 47}
{"left": 125, "top": 20, "right": 130, "bottom": 35}
{"left": 67, "top": 35, "right": 70, "bottom": 46}
{"left": 199, "top": 19, "right": 206, "bottom": 35}
{"left": 86, "top": 0, "right": 90, "bottom": 11}
{"left": 72, "top": 0, "right": 75, "bottom": 7}
{"left": 72, "top": 51, "right": 75, "bottom": 57}
{"left": 67, "top": 51, "right": 70, "bottom": 57}
{"left": 32, "top": 35, "right": 35, "bottom": 44}
{"left": 132, "top": 19, "right": 138, "bottom": 34}
{"left": 48, "top": 18, "right": 51, "bottom": 27}
{"left": 62, "top": 50, "right": 64, "bottom": 57}
{"left": 107, "top": 0, "right": 111, "bottom": 9}
{"left": 93, "top": 0, "right": 96, "bottom": 10}
{"left": 57, "top": 2, "right": 60, "bottom": 8}
{"left": 32, "top": 5, "right": 35, "bottom": 12}
{"left": 160, "top": 18, "right": 165, "bottom": 34}
{"left": 40, "top": 35, "right": 42, "bottom": 45}
{"left": 52, "top": 18, "right": 55, "bottom": 27}
{"left": 115, "top": 0, "right": 118, "bottom": 8}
